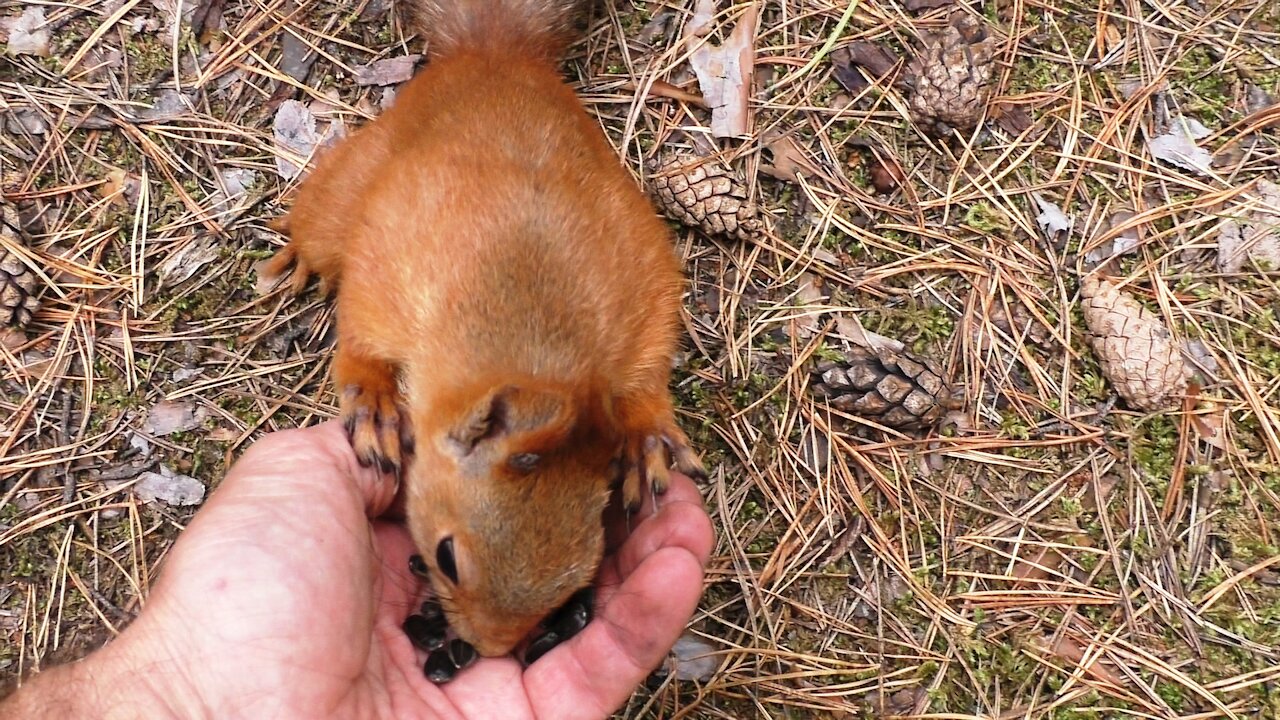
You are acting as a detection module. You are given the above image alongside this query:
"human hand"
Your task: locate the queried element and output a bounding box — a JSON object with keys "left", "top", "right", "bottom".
{"left": 1, "top": 421, "right": 713, "bottom": 720}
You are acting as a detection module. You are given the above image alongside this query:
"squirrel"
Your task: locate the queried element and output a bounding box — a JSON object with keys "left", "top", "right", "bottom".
{"left": 262, "top": 0, "right": 706, "bottom": 657}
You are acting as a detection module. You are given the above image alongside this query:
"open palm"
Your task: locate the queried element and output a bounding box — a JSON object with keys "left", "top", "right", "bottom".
{"left": 110, "top": 421, "right": 712, "bottom": 720}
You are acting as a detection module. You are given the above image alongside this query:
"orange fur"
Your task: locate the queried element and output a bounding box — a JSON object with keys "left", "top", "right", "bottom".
{"left": 268, "top": 1, "right": 704, "bottom": 656}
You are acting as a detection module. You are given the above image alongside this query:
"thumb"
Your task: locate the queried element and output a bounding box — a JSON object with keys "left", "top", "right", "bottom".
{"left": 226, "top": 420, "right": 400, "bottom": 518}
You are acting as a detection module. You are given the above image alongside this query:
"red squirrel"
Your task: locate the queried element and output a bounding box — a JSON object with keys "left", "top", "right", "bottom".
{"left": 263, "top": 0, "right": 705, "bottom": 657}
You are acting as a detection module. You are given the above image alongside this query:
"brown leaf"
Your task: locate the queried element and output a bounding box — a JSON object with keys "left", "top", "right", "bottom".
{"left": 353, "top": 55, "right": 422, "bottom": 86}
{"left": 1190, "top": 402, "right": 1228, "bottom": 450}
{"left": 868, "top": 155, "right": 905, "bottom": 194}
{"left": 834, "top": 314, "right": 905, "bottom": 354}
{"left": 143, "top": 400, "right": 209, "bottom": 436}
{"left": 786, "top": 272, "right": 826, "bottom": 340}
{"left": 903, "top": 0, "right": 955, "bottom": 11}
{"left": 1080, "top": 474, "right": 1121, "bottom": 514}
{"left": 206, "top": 426, "right": 239, "bottom": 443}
{"left": 0, "top": 327, "right": 25, "bottom": 353}
{"left": 990, "top": 100, "right": 1033, "bottom": 135}
{"left": 1040, "top": 634, "right": 1125, "bottom": 688}
{"left": 191, "top": 0, "right": 226, "bottom": 41}
{"left": 831, "top": 42, "right": 900, "bottom": 94}
{"left": 761, "top": 135, "right": 820, "bottom": 182}
{"left": 1012, "top": 536, "right": 1093, "bottom": 586}
{"left": 686, "top": 4, "right": 757, "bottom": 138}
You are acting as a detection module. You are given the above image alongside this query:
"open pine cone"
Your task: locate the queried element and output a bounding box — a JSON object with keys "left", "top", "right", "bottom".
{"left": 649, "top": 155, "right": 763, "bottom": 241}
{"left": 903, "top": 14, "right": 999, "bottom": 138}
{"left": 0, "top": 198, "right": 40, "bottom": 329}
{"left": 811, "top": 346, "right": 961, "bottom": 431}
{"left": 1080, "top": 276, "right": 1190, "bottom": 411}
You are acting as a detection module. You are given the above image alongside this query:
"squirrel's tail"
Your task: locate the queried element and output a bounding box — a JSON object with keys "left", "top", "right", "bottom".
{"left": 412, "top": 0, "right": 588, "bottom": 61}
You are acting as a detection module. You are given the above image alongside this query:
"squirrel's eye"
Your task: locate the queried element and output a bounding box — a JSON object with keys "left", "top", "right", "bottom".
{"left": 436, "top": 537, "right": 458, "bottom": 584}
{"left": 509, "top": 452, "right": 540, "bottom": 472}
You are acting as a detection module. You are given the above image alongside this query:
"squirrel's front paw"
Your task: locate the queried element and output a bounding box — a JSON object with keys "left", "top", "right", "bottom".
{"left": 341, "top": 380, "right": 413, "bottom": 475}
{"left": 618, "top": 418, "right": 705, "bottom": 512}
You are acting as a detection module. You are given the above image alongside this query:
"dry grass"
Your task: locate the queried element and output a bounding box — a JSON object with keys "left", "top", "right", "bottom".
{"left": 3, "top": 0, "right": 1280, "bottom": 717}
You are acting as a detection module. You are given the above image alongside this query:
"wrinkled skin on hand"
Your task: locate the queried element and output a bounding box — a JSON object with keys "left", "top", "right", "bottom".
{"left": 63, "top": 422, "right": 712, "bottom": 720}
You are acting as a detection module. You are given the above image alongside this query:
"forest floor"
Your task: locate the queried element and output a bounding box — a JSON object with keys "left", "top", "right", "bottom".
{"left": 3, "top": 0, "right": 1280, "bottom": 718}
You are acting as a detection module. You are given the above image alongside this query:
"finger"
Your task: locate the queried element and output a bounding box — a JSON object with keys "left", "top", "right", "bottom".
{"left": 601, "top": 478, "right": 713, "bottom": 588}
{"left": 524, "top": 547, "right": 704, "bottom": 720}
{"left": 604, "top": 472, "right": 705, "bottom": 552}
{"left": 226, "top": 420, "right": 399, "bottom": 518}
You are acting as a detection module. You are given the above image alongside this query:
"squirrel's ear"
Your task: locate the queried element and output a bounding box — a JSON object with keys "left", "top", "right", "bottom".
{"left": 446, "top": 385, "right": 576, "bottom": 458}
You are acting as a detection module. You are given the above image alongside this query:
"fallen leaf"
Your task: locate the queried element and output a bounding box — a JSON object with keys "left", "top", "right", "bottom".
{"left": 834, "top": 314, "right": 905, "bottom": 354}
{"left": 214, "top": 167, "right": 257, "bottom": 208}
{"left": 1181, "top": 338, "right": 1219, "bottom": 380}
{"left": 357, "top": 0, "right": 390, "bottom": 22}
{"left": 1032, "top": 193, "right": 1072, "bottom": 242}
{"left": 863, "top": 687, "right": 927, "bottom": 716}
{"left": 158, "top": 235, "right": 220, "bottom": 287}
{"left": 4, "top": 8, "right": 51, "bottom": 57}
{"left": 991, "top": 100, "right": 1034, "bottom": 135}
{"left": 0, "top": 328, "right": 25, "bottom": 353}
{"left": 761, "top": 134, "right": 818, "bottom": 182}
{"left": 1084, "top": 208, "right": 1140, "bottom": 268}
{"left": 273, "top": 100, "right": 322, "bottom": 180}
{"left": 143, "top": 400, "right": 208, "bottom": 436}
{"left": 686, "top": 3, "right": 757, "bottom": 138}
{"left": 1245, "top": 84, "right": 1275, "bottom": 117}
{"left": 1080, "top": 474, "right": 1120, "bottom": 514}
{"left": 629, "top": 79, "right": 706, "bottom": 107}
{"left": 1117, "top": 76, "right": 1167, "bottom": 100}
{"left": 150, "top": 0, "right": 199, "bottom": 35}
{"left": 1216, "top": 179, "right": 1280, "bottom": 273}
{"left": 354, "top": 55, "right": 421, "bottom": 86}
{"left": 254, "top": 256, "right": 287, "bottom": 295}
{"left": 830, "top": 42, "right": 900, "bottom": 94}
{"left": 99, "top": 168, "right": 140, "bottom": 207}
{"left": 1190, "top": 404, "right": 1227, "bottom": 450}
{"left": 1012, "top": 536, "right": 1093, "bottom": 586}
{"left": 1039, "top": 633, "right": 1125, "bottom": 688}
{"left": 635, "top": 11, "right": 675, "bottom": 47}
{"left": 139, "top": 88, "right": 193, "bottom": 121}
{"left": 134, "top": 466, "right": 205, "bottom": 506}
{"left": 190, "top": 0, "right": 227, "bottom": 40}
{"left": 867, "top": 152, "right": 906, "bottom": 194}
{"left": 279, "top": 30, "right": 316, "bottom": 82}
{"left": 206, "top": 426, "right": 239, "bottom": 442}
{"left": 172, "top": 367, "right": 201, "bottom": 382}
{"left": 904, "top": 0, "right": 955, "bottom": 10}
{"left": 1148, "top": 114, "right": 1214, "bottom": 175}
{"left": 4, "top": 110, "right": 46, "bottom": 135}
{"left": 785, "top": 272, "right": 826, "bottom": 340}
{"left": 668, "top": 633, "right": 719, "bottom": 681}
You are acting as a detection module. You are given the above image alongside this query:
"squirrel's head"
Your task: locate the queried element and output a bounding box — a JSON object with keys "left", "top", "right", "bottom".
{"left": 404, "top": 380, "right": 618, "bottom": 657}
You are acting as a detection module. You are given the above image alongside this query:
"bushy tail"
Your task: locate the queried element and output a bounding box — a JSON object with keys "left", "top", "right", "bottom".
{"left": 412, "top": 0, "right": 588, "bottom": 61}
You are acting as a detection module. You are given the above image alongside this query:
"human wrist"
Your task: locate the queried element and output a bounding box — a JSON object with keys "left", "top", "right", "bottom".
{"left": 0, "top": 636, "right": 196, "bottom": 720}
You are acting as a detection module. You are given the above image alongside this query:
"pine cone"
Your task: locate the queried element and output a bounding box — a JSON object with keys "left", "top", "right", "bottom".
{"left": 811, "top": 346, "right": 961, "bottom": 431}
{"left": 1080, "top": 276, "right": 1189, "bottom": 411}
{"left": 0, "top": 199, "right": 40, "bottom": 329}
{"left": 650, "top": 155, "right": 762, "bottom": 241}
{"left": 903, "top": 15, "right": 999, "bottom": 138}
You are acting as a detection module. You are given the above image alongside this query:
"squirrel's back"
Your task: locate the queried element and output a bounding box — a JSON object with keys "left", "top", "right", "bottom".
{"left": 412, "top": 0, "right": 587, "bottom": 61}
